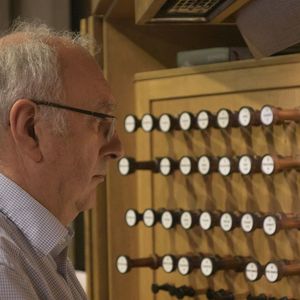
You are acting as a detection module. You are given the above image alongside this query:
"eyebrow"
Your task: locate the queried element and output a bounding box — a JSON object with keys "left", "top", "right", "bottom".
{"left": 96, "top": 102, "right": 116, "bottom": 113}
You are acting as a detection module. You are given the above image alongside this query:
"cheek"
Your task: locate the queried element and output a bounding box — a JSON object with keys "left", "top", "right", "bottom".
{"left": 59, "top": 128, "right": 104, "bottom": 179}
{"left": 72, "top": 144, "right": 100, "bottom": 175}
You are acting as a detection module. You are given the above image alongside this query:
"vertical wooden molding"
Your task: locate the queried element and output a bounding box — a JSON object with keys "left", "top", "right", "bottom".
{"left": 87, "top": 16, "right": 104, "bottom": 68}
{"left": 83, "top": 210, "right": 93, "bottom": 298}
{"left": 81, "top": 16, "right": 107, "bottom": 300}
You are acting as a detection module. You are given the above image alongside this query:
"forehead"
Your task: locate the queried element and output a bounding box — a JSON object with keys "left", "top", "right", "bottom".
{"left": 59, "top": 44, "right": 115, "bottom": 112}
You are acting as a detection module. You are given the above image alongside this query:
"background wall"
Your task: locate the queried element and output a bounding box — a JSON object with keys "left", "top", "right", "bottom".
{"left": 0, "top": 0, "right": 89, "bottom": 31}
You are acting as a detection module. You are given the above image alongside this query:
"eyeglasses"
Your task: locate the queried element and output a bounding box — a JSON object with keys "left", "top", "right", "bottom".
{"left": 30, "top": 99, "right": 116, "bottom": 141}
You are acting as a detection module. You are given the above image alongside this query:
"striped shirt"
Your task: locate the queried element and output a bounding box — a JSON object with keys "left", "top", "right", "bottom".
{"left": 0, "top": 173, "right": 87, "bottom": 299}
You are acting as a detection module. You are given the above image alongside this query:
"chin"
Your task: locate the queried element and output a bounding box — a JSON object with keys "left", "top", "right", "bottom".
{"left": 76, "top": 193, "right": 98, "bottom": 213}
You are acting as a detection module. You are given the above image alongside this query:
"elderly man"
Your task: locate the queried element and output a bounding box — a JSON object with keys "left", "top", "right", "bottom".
{"left": 0, "top": 21, "right": 122, "bottom": 299}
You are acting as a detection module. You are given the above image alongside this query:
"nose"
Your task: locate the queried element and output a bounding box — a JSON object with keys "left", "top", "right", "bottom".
{"left": 105, "top": 131, "right": 124, "bottom": 160}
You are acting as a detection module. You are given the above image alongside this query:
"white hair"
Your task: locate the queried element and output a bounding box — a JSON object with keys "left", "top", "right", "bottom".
{"left": 0, "top": 20, "right": 97, "bottom": 134}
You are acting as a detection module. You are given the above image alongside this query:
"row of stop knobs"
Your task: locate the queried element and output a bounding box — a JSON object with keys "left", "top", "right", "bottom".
{"left": 118, "top": 154, "right": 300, "bottom": 176}
{"left": 124, "top": 105, "right": 300, "bottom": 133}
{"left": 126, "top": 209, "right": 300, "bottom": 236}
{"left": 116, "top": 253, "right": 300, "bottom": 283}
{"left": 152, "top": 283, "right": 292, "bottom": 300}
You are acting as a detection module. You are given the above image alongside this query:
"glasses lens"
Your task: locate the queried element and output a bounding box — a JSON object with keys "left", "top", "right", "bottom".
{"left": 108, "top": 118, "right": 116, "bottom": 141}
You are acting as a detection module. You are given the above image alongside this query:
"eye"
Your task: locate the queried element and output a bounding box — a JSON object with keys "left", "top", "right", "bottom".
{"left": 97, "top": 118, "right": 107, "bottom": 130}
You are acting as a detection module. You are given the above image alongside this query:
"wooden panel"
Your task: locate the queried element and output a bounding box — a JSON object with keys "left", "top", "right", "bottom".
{"left": 103, "top": 17, "right": 245, "bottom": 300}
{"left": 150, "top": 94, "right": 300, "bottom": 298}
{"left": 135, "top": 0, "right": 166, "bottom": 24}
{"left": 125, "top": 54, "right": 300, "bottom": 299}
{"left": 85, "top": 2, "right": 300, "bottom": 299}
{"left": 102, "top": 5, "right": 244, "bottom": 300}
{"left": 103, "top": 20, "right": 165, "bottom": 300}
{"left": 80, "top": 16, "right": 108, "bottom": 300}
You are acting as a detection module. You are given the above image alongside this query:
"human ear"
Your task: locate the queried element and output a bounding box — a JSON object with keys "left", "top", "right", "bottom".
{"left": 9, "top": 99, "right": 42, "bottom": 162}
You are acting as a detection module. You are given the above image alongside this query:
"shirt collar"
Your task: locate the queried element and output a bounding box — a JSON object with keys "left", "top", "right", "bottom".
{"left": 0, "top": 173, "right": 72, "bottom": 256}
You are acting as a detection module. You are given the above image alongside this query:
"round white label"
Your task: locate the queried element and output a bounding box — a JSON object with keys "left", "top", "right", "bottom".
{"left": 263, "top": 216, "right": 277, "bottom": 235}
{"left": 261, "top": 155, "right": 275, "bottom": 175}
{"left": 162, "top": 255, "right": 174, "bottom": 273}
{"left": 178, "top": 257, "right": 190, "bottom": 275}
{"left": 141, "top": 114, "right": 154, "bottom": 132}
{"left": 239, "top": 156, "right": 252, "bottom": 175}
{"left": 159, "top": 114, "right": 172, "bottom": 132}
{"left": 201, "top": 258, "right": 213, "bottom": 277}
{"left": 179, "top": 112, "right": 192, "bottom": 131}
{"left": 199, "top": 212, "right": 212, "bottom": 230}
{"left": 241, "top": 213, "right": 254, "bottom": 232}
{"left": 180, "top": 212, "right": 193, "bottom": 229}
{"left": 125, "top": 209, "right": 137, "bottom": 227}
{"left": 179, "top": 157, "right": 192, "bottom": 175}
{"left": 245, "top": 262, "right": 259, "bottom": 281}
{"left": 161, "top": 211, "right": 173, "bottom": 229}
{"left": 197, "top": 111, "right": 209, "bottom": 130}
{"left": 124, "top": 115, "right": 137, "bottom": 133}
{"left": 118, "top": 158, "right": 130, "bottom": 175}
{"left": 117, "top": 256, "right": 129, "bottom": 273}
{"left": 265, "top": 263, "right": 279, "bottom": 282}
{"left": 217, "top": 109, "right": 230, "bottom": 128}
{"left": 143, "top": 209, "right": 155, "bottom": 227}
{"left": 218, "top": 157, "right": 231, "bottom": 176}
{"left": 238, "top": 107, "right": 252, "bottom": 127}
{"left": 159, "top": 158, "right": 172, "bottom": 176}
{"left": 198, "top": 156, "right": 211, "bottom": 175}
{"left": 220, "top": 213, "right": 233, "bottom": 231}
{"left": 260, "top": 105, "right": 274, "bottom": 126}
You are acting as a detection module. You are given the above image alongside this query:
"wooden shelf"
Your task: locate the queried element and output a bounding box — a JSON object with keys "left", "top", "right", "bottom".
{"left": 135, "top": 0, "right": 251, "bottom": 25}
{"left": 134, "top": 53, "right": 300, "bottom": 81}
